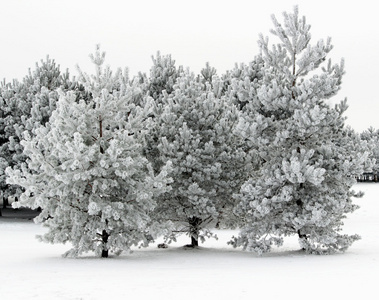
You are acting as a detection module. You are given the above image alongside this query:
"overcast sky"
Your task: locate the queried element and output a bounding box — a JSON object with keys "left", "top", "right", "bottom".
{"left": 1, "top": 0, "right": 378, "bottom": 132}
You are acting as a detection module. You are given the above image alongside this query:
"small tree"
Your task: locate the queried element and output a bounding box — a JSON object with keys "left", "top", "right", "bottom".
{"left": 147, "top": 52, "right": 183, "bottom": 101}
{"left": 6, "top": 47, "right": 172, "bottom": 257}
{"left": 146, "top": 69, "right": 252, "bottom": 247}
{"left": 231, "top": 6, "right": 372, "bottom": 254}
{"left": 361, "top": 127, "right": 379, "bottom": 181}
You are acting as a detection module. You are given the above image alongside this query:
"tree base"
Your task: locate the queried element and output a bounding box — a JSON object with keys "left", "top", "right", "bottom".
{"left": 183, "top": 244, "right": 199, "bottom": 249}
{"left": 183, "top": 236, "right": 199, "bottom": 249}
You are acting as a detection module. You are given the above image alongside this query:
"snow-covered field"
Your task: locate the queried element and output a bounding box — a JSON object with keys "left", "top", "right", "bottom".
{"left": 1, "top": 183, "right": 378, "bottom": 300}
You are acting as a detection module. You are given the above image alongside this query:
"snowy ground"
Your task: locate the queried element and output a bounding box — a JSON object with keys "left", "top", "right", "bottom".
{"left": 1, "top": 183, "right": 378, "bottom": 300}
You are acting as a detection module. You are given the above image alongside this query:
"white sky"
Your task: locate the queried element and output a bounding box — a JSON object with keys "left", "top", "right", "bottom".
{"left": 1, "top": 0, "right": 378, "bottom": 132}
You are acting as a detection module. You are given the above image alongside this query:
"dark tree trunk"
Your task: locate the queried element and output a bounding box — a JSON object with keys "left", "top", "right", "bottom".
{"left": 297, "top": 229, "right": 307, "bottom": 251}
{"left": 101, "top": 229, "right": 109, "bottom": 258}
{"left": 191, "top": 235, "right": 199, "bottom": 247}
{"left": 102, "top": 249, "right": 108, "bottom": 258}
{"left": 296, "top": 181, "right": 307, "bottom": 250}
{"left": 99, "top": 115, "right": 105, "bottom": 154}
{"left": 14, "top": 197, "right": 19, "bottom": 210}
{"left": 3, "top": 196, "right": 8, "bottom": 209}
{"left": 187, "top": 217, "right": 201, "bottom": 248}
{"left": 99, "top": 116, "right": 108, "bottom": 258}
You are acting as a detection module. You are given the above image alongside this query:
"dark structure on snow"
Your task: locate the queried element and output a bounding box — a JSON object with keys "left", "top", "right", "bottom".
{"left": 357, "top": 172, "right": 379, "bottom": 182}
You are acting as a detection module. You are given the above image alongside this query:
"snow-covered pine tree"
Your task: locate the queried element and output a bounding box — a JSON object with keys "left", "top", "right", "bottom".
{"left": 147, "top": 52, "right": 183, "bottom": 101}
{"left": 146, "top": 68, "right": 252, "bottom": 247}
{"left": 1, "top": 79, "right": 31, "bottom": 203}
{"left": 0, "top": 57, "right": 71, "bottom": 203}
{"left": 231, "top": 6, "right": 372, "bottom": 254}
{"left": 6, "top": 46, "right": 172, "bottom": 257}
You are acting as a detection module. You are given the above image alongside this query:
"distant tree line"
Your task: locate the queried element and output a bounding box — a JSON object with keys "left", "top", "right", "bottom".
{"left": 357, "top": 127, "right": 379, "bottom": 182}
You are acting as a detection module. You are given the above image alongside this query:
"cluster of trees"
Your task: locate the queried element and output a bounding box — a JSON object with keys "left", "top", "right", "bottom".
{"left": 1, "top": 7, "right": 373, "bottom": 257}
{"left": 359, "top": 127, "right": 379, "bottom": 181}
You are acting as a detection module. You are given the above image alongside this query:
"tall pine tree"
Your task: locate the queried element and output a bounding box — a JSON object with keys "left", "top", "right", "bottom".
{"left": 231, "top": 6, "right": 372, "bottom": 254}
{"left": 6, "top": 47, "right": 172, "bottom": 257}
{"left": 146, "top": 69, "right": 252, "bottom": 247}
{"left": 0, "top": 57, "right": 72, "bottom": 203}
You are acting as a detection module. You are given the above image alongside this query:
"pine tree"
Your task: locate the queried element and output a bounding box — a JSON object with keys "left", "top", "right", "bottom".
{"left": 147, "top": 52, "right": 183, "bottom": 101}
{"left": 6, "top": 47, "right": 172, "bottom": 257}
{"left": 0, "top": 57, "right": 77, "bottom": 203}
{"left": 146, "top": 69, "right": 251, "bottom": 247}
{"left": 1, "top": 79, "right": 31, "bottom": 202}
{"left": 231, "top": 6, "right": 372, "bottom": 254}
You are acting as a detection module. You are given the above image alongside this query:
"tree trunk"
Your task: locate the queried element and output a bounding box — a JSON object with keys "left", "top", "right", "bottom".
{"left": 296, "top": 183, "right": 306, "bottom": 249}
{"left": 297, "top": 229, "right": 307, "bottom": 251}
{"left": 3, "top": 196, "right": 8, "bottom": 209}
{"left": 188, "top": 217, "right": 201, "bottom": 247}
{"left": 101, "top": 229, "right": 109, "bottom": 258}
{"left": 191, "top": 235, "right": 199, "bottom": 247}
{"left": 99, "top": 116, "right": 104, "bottom": 154}
{"left": 102, "top": 249, "right": 108, "bottom": 258}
